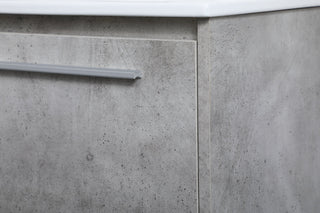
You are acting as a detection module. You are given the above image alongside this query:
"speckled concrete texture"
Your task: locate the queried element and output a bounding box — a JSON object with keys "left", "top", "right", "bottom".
{"left": 0, "top": 33, "right": 197, "bottom": 212}
{"left": 204, "top": 7, "right": 320, "bottom": 213}
{"left": 197, "top": 18, "right": 212, "bottom": 213}
{"left": 0, "top": 15, "right": 197, "bottom": 40}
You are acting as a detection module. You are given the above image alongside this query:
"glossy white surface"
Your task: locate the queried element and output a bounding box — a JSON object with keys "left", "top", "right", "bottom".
{"left": 0, "top": 0, "right": 319, "bottom": 17}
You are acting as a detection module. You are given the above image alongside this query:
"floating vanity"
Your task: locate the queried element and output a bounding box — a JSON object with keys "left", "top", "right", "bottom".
{"left": 0, "top": 1, "right": 319, "bottom": 212}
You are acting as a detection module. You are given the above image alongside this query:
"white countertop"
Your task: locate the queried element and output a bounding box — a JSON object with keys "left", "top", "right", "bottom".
{"left": 0, "top": 0, "right": 319, "bottom": 17}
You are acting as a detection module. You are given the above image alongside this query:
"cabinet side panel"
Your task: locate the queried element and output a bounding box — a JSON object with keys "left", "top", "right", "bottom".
{"left": 208, "top": 7, "right": 320, "bottom": 213}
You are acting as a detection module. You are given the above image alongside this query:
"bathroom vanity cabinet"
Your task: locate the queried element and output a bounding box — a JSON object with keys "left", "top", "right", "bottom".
{"left": 0, "top": 1, "right": 319, "bottom": 213}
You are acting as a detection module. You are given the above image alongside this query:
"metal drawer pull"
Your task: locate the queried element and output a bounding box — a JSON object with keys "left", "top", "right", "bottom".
{"left": 0, "top": 61, "right": 142, "bottom": 79}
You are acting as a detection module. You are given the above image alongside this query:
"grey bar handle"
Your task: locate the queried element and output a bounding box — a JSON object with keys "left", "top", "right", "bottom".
{"left": 0, "top": 61, "right": 142, "bottom": 79}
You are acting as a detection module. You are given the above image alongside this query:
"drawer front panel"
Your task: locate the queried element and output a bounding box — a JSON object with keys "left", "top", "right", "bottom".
{"left": 0, "top": 33, "right": 197, "bottom": 212}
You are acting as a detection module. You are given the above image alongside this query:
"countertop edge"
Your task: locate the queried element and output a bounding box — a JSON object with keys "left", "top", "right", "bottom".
{"left": 0, "top": 1, "right": 319, "bottom": 17}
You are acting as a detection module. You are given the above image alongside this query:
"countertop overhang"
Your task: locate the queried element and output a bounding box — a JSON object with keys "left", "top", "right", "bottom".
{"left": 0, "top": 0, "right": 319, "bottom": 17}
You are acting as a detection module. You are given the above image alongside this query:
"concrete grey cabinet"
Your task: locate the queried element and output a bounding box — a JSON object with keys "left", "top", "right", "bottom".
{"left": 0, "top": 7, "right": 320, "bottom": 213}
{"left": 0, "top": 33, "right": 197, "bottom": 212}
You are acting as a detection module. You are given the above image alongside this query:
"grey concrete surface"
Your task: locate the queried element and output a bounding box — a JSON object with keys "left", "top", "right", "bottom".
{"left": 1, "top": 7, "right": 319, "bottom": 213}
{"left": 197, "top": 18, "right": 212, "bottom": 213}
{"left": 0, "top": 15, "right": 197, "bottom": 41}
{"left": 0, "top": 33, "right": 197, "bottom": 212}
{"left": 203, "top": 7, "right": 320, "bottom": 213}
